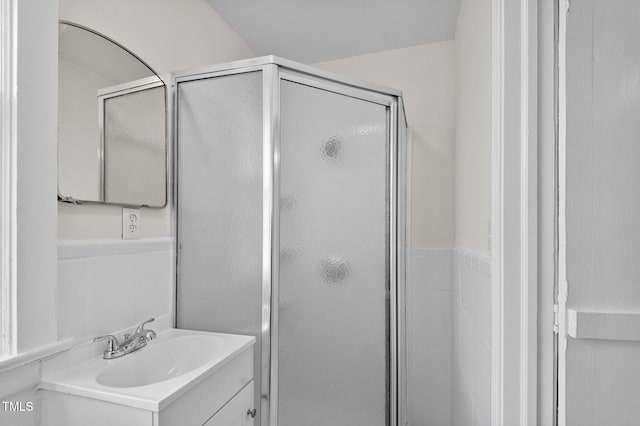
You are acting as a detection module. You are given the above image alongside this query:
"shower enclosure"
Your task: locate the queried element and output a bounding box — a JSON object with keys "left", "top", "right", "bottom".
{"left": 172, "top": 56, "right": 407, "bottom": 426}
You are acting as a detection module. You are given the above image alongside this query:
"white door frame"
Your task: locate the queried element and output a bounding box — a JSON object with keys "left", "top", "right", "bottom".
{"left": 0, "top": 0, "right": 58, "bottom": 355}
{"left": 491, "top": 0, "right": 551, "bottom": 425}
{"left": 0, "top": 0, "right": 17, "bottom": 357}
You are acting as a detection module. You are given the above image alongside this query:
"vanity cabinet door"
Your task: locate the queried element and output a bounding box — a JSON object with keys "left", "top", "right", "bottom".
{"left": 203, "top": 381, "right": 255, "bottom": 426}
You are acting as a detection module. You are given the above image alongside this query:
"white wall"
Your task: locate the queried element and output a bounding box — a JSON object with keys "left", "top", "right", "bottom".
{"left": 316, "top": 41, "right": 456, "bottom": 249}
{"left": 451, "top": 0, "right": 492, "bottom": 423}
{"left": 58, "top": 0, "right": 255, "bottom": 240}
{"left": 454, "top": 0, "right": 492, "bottom": 255}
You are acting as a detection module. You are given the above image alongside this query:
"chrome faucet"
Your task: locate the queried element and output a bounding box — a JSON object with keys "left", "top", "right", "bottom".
{"left": 94, "top": 318, "right": 157, "bottom": 359}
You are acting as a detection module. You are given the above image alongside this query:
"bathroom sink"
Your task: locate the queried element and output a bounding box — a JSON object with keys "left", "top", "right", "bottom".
{"left": 96, "top": 334, "right": 225, "bottom": 388}
{"left": 39, "top": 328, "right": 255, "bottom": 411}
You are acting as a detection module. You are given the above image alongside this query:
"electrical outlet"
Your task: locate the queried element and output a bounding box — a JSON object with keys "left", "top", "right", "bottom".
{"left": 122, "top": 208, "right": 141, "bottom": 239}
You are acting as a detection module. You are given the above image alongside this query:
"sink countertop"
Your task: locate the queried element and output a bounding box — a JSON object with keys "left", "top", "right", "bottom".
{"left": 39, "top": 328, "right": 255, "bottom": 411}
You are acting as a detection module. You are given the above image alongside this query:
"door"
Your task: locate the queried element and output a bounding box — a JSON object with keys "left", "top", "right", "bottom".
{"left": 276, "top": 79, "right": 391, "bottom": 426}
{"left": 176, "top": 71, "right": 264, "bottom": 422}
{"left": 561, "top": 0, "right": 640, "bottom": 424}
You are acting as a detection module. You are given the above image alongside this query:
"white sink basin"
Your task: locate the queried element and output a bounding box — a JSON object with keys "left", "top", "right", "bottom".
{"left": 96, "top": 334, "right": 225, "bottom": 388}
{"left": 39, "top": 328, "right": 255, "bottom": 411}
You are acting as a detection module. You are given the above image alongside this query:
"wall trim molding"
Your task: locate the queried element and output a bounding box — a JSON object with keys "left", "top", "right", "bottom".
{"left": 519, "top": 1, "right": 538, "bottom": 424}
{"left": 492, "top": 0, "right": 539, "bottom": 424}
{"left": 454, "top": 247, "right": 491, "bottom": 277}
{"left": 58, "top": 237, "right": 174, "bottom": 259}
{"left": 0, "top": 0, "right": 18, "bottom": 357}
{"left": 411, "top": 247, "right": 453, "bottom": 257}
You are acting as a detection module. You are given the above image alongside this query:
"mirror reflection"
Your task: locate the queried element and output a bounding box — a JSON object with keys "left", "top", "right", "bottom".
{"left": 58, "top": 22, "right": 167, "bottom": 207}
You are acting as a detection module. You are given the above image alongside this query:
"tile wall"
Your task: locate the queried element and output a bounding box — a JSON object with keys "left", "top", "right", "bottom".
{"left": 451, "top": 249, "right": 491, "bottom": 426}
{"left": 409, "top": 248, "right": 491, "bottom": 426}
{"left": 409, "top": 249, "right": 453, "bottom": 426}
{"left": 57, "top": 238, "right": 174, "bottom": 342}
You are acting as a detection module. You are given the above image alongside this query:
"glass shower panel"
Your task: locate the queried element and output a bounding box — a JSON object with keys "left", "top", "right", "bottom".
{"left": 176, "top": 72, "right": 263, "bottom": 417}
{"left": 278, "top": 80, "right": 389, "bottom": 426}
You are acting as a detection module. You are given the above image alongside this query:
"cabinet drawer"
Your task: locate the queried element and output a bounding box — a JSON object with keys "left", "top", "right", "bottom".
{"left": 204, "top": 381, "right": 255, "bottom": 426}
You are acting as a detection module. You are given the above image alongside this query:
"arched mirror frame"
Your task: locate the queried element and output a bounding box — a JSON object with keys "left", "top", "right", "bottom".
{"left": 57, "top": 20, "right": 168, "bottom": 208}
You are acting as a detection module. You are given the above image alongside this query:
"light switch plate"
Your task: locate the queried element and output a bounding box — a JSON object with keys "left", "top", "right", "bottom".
{"left": 122, "top": 208, "right": 141, "bottom": 239}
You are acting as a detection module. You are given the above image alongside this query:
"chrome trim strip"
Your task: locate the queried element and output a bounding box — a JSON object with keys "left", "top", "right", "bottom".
{"left": 168, "top": 72, "right": 178, "bottom": 329}
{"left": 277, "top": 56, "right": 402, "bottom": 97}
{"left": 390, "top": 100, "right": 398, "bottom": 426}
{"left": 171, "top": 57, "right": 275, "bottom": 80}
{"left": 398, "top": 96, "right": 409, "bottom": 129}
{"left": 279, "top": 70, "right": 393, "bottom": 106}
{"left": 396, "top": 100, "right": 408, "bottom": 426}
{"left": 97, "top": 89, "right": 105, "bottom": 203}
{"left": 97, "top": 76, "right": 163, "bottom": 98}
{"left": 262, "top": 64, "right": 280, "bottom": 426}
{"left": 171, "top": 55, "right": 402, "bottom": 98}
{"left": 173, "top": 65, "right": 265, "bottom": 85}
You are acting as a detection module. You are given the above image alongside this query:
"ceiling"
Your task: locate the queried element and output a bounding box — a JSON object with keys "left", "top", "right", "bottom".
{"left": 207, "top": 0, "right": 461, "bottom": 64}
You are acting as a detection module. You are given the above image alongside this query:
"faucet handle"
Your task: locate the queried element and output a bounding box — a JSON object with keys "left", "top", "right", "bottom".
{"left": 135, "top": 318, "right": 155, "bottom": 334}
{"left": 144, "top": 329, "right": 157, "bottom": 342}
{"left": 94, "top": 335, "right": 119, "bottom": 351}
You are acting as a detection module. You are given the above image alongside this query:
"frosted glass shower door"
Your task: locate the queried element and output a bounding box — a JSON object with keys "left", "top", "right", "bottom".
{"left": 277, "top": 80, "right": 390, "bottom": 426}
{"left": 176, "top": 71, "right": 264, "bottom": 419}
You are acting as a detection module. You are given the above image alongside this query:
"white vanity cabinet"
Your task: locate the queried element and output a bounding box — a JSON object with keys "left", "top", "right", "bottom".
{"left": 40, "top": 329, "right": 256, "bottom": 426}
{"left": 43, "top": 380, "right": 256, "bottom": 426}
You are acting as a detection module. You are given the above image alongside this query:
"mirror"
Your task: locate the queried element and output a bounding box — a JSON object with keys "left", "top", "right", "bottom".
{"left": 58, "top": 22, "right": 167, "bottom": 207}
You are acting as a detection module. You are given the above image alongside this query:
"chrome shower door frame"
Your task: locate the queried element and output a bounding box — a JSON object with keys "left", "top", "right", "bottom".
{"left": 172, "top": 62, "right": 271, "bottom": 425}
{"left": 172, "top": 56, "right": 408, "bottom": 426}
{"left": 272, "top": 66, "right": 403, "bottom": 426}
